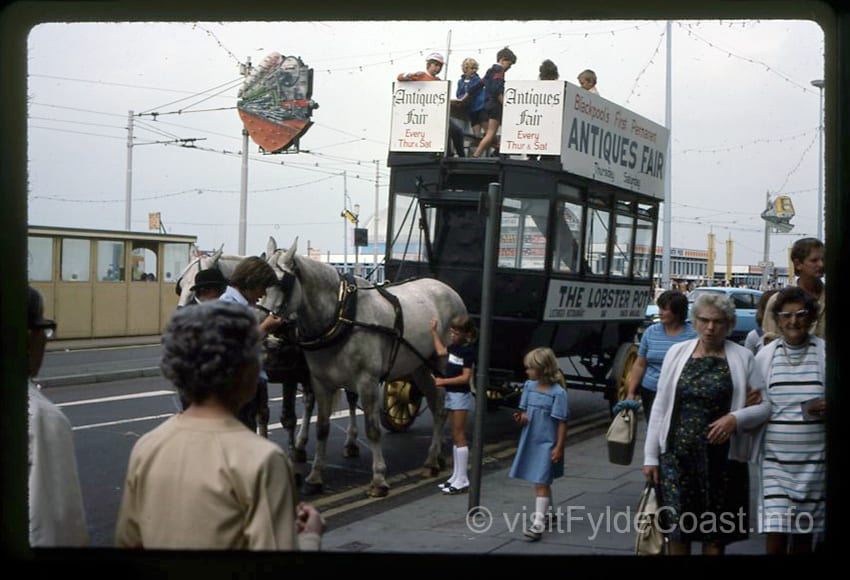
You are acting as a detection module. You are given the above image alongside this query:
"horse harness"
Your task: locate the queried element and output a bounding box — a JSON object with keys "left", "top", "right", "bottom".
{"left": 275, "top": 269, "right": 444, "bottom": 381}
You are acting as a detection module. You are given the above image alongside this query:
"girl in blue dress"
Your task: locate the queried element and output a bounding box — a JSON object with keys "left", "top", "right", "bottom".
{"left": 509, "top": 347, "right": 569, "bottom": 540}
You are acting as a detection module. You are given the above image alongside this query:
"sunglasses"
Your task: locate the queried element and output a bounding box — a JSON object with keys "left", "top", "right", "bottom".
{"left": 777, "top": 309, "right": 809, "bottom": 320}
{"left": 33, "top": 320, "right": 57, "bottom": 339}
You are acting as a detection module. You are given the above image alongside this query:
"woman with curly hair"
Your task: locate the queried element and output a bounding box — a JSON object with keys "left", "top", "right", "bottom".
{"left": 115, "top": 301, "right": 324, "bottom": 551}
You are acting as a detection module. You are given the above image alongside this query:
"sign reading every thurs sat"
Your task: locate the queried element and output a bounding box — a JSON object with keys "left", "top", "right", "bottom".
{"left": 389, "top": 81, "right": 450, "bottom": 153}
{"left": 501, "top": 81, "right": 565, "bottom": 155}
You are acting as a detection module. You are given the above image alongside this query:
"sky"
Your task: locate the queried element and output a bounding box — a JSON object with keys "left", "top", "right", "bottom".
{"left": 26, "top": 18, "right": 825, "bottom": 268}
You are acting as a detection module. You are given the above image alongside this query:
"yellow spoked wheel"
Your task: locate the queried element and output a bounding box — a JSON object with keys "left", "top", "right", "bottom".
{"left": 609, "top": 342, "right": 639, "bottom": 412}
{"left": 380, "top": 379, "right": 423, "bottom": 433}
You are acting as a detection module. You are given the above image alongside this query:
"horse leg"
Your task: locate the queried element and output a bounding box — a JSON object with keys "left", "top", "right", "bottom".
{"left": 412, "top": 367, "right": 447, "bottom": 478}
{"left": 280, "top": 381, "right": 298, "bottom": 452}
{"left": 302, "top": 385, "right": 333, "bottom": 496}
{"left": 355, "top": 380, "right": 389, "bottom": 498}
{"left": 342, "top": 388, "right": 360, "bottom": 458}
{"left": 292, "top": 382, "right": 313, "bottom": 463}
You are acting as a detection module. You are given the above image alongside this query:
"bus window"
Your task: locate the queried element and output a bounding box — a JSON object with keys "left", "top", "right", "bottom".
{"left": 584, "top": 206, "right": 610, "bottom": 275}
{"left": 554, "top": 200, "right": 583, "bottom": 273}
{"left": 28, "top": 236, "right": 53, "bottom": 281}
{"left": 390, "top": 193, "right": 432, "bottom": 263}
{"left": 633, "top": 212, "right": 654, "bottom": 279}
{"left": 131, "top": 242, "right": 158, "bottom": 281}
{"left": 499, "top": 198, "right": 548, "bottom": 270}
{"left": 96, "top": 240, "right": 125, "bottom": 281}
{"left": 611, "top": 212, "right": 634, "bottom": 277}
{"left": 431, "top": 203, "right": 484, "bottom": 267}
{"left": 61, "top": 238, "right": 90, "bottom": 282}
{"left": 162, "top": 243, "right": 191, "bottom": 283}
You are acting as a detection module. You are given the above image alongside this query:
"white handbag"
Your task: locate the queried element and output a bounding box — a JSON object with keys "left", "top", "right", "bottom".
{"left": 635, "top": 482, "right": 666, "bottom": 555}
{"left": 606, "top": 407, "right": 636, "bottom": 465}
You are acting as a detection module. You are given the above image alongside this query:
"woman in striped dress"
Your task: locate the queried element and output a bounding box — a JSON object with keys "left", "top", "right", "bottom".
{"left": 752, "top": 286, "right": 826, "bottom": 554}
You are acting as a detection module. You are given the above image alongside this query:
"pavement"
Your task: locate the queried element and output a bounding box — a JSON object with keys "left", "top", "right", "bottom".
{"left": 40, "top": 336, "right": 770, "bottom": 558}
{"left": 319, "top": 417, "right": 769, "bottom": 557}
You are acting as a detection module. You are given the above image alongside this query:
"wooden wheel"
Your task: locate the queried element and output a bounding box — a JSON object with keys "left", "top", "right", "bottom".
{"left": 380, "top": 379, "right": 423, "bottom": 433}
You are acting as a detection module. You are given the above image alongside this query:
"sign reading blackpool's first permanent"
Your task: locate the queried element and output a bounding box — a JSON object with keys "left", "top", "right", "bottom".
{"left": 389, "top": 81, "right": 450, "bottom": 153}
{"left": 561, "top": 82, "right": 669, "bottom": 200}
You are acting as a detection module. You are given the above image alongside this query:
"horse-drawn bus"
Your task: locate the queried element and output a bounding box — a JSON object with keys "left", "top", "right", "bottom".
{"left": 380, "top": 79, "right": 668, "bottom": 431}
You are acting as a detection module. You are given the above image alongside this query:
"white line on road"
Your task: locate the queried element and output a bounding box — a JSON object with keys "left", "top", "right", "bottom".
{"left": 57, "top": 390, "right": 176, "bottom": 407}
{"left": 72, "top": 407, "right": 363, "bottom": 431}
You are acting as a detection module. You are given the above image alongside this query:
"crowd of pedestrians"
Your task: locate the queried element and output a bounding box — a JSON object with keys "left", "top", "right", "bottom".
{"left": 23, "top": 227, "right": 826, "bottom": 554}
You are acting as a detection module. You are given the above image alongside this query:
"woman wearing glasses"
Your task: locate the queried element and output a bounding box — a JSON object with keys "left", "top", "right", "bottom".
{"left": 750, "top": 286, "right": 825, "bottom": 554}
{"left": 642, "top": 292, "right": 765, "bottom": 555}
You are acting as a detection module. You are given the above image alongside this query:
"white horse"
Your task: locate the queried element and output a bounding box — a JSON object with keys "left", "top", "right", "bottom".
{"left": 175, "top": 246, "right": 360, "bottom": 455}
{"left": 261, "top": 237, "right": 468, "bottom": 497}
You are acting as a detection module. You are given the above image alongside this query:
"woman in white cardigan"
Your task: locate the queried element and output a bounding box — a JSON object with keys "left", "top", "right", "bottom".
{"left": 642, "top": 292, "right": 767, "bottom": 555}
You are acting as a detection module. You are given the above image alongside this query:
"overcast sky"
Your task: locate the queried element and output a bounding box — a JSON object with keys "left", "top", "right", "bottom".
{"left": 26, "top": 19, "right": 824, "bottom": 267}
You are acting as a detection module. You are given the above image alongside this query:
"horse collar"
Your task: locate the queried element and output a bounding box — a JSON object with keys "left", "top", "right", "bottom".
{"left": 295, "top": 272, "right": 358, "bottom": 350}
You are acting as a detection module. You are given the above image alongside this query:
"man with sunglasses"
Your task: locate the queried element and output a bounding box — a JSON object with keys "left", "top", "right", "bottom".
{"left": 27, "top": 286, "right": 88, "bottom": 546}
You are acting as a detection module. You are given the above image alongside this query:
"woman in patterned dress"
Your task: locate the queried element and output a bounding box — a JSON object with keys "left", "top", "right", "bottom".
{"left": 509, "top": 347, "right": 569, "bottom": 541}
{"left": 751, "top": 286, "right": 826, "bottom": 554}
{"left": 642, "top": 293, "right": 765, "bottom": 555}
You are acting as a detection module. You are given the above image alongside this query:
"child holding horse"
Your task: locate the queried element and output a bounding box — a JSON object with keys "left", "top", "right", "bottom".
{"left": 509, "top": 347, "right": 569, "bottom": 541}
{"left": 430, "top": 315, "right": 477, "bottom": 495}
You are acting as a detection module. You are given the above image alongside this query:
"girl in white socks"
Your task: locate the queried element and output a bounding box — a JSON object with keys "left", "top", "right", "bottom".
{"left": 509, "top": 347, "right": 569, "bottom": 540}
{"left": 430, "top": 316, "right": 477, "bottom": 495}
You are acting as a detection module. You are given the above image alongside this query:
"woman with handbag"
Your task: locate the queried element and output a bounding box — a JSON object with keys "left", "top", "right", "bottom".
{"left": 627, "top": 289, "right": 696, "bottom": 423}
{"left": 642, "top": 293, "right": 765, "bottom": 555}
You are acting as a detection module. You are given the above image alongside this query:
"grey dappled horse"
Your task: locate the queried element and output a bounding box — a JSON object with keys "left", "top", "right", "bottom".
{"left": 261, "top": 237, "right": 468, "bottom": 497}
{"left": 174, "top": 247, "right": 358, "bottom": 449}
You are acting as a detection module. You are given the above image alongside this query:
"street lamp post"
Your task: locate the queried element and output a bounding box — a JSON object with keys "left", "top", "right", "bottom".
{"left": 811, "top": 79, "right": 824, "bottom": 241}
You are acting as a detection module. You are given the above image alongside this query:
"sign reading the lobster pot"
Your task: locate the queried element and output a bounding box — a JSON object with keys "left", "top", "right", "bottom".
{"left": 543, "top": 280, "right": 652, "bottom": 322}
{"left": 561, "top": 82, "right": 669, "bottom": 200}
{"left": 237, "top": 52, "right": 319, "bottom": 153}
{"left": 389, "top": 81, "right": 450, "bottom": 153}
{"left": 500, "top": 81, "right": 565, "bottom": 155}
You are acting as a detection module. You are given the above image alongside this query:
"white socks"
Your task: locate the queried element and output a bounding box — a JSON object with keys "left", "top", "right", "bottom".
{"left": 453, "top": 445, "right": 469, "bottom": 488}
{"left": 533, "top": 496, "right": 550, "bottom": 529}
{"left": 445, "top": 445, "right": 460, "bottom": 487}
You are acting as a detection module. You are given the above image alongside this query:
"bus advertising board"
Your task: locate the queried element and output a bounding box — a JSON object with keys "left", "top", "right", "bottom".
{"left": 543, "top": 279, "right": 652, "bottom": 321}
{"left": 500, "top": 81, "right": 565, "bottom": 155}
{"left": 561, "top": 82, "right": 669, "bottom": 200}
{"left": 389, "top": 81, "right": 450, "bottom": 153}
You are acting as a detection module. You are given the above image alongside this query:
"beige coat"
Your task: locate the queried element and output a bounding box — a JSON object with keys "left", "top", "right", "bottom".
{"left": 115, "top": 413, "right": 319, "bottom": 551}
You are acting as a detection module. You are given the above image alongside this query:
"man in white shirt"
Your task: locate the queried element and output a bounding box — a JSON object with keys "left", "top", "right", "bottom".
{"left": 27, "top": 286, "right": 88, "bottom": 547}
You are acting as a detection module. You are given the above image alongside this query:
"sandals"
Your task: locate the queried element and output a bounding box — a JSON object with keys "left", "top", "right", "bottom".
{"left": 437, "top": 480, "right": 453, "bottom": 490}
{"left": 441, "top": 484, "right": 469, "bottom": 495}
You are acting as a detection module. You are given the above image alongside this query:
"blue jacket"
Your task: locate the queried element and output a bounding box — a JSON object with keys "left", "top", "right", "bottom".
{"left": 456, "top": 74, "right": 485, "bottom": 112}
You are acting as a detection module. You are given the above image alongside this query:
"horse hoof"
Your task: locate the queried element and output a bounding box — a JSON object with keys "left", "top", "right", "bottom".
{"left": 343, "top": 444, "right": 360, "bottom": 458}
{"left": 301, "top": 481, "right": 324, "bottom": 497}
{"left": 291, "top": 448, "right": 308, "bottom": 463}
{"left": 421, "top": 466, "right": 441, "bottom": 478}
{"left": 367, "top": 484, "right": 389, "bottom": 498}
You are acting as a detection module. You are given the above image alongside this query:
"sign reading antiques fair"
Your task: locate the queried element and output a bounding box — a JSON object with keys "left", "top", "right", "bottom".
{"left": 389, "top": 81, "right": 450, "bottom": 153}
{"left": 500, "top": 81, "right": 565, "bottom": 155}
{"left": 543, "top": 280, "right": 652, "bottom": 322}
{"left": 561, "top": 82, "right": 669, "bottom": 200}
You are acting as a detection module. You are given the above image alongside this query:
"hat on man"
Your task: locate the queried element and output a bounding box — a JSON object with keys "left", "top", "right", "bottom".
{"left": 190, "top": 268, "right": 229, "bottom": 292}
{"left": 426, "top": 52, "right": 445, "bottom": 65}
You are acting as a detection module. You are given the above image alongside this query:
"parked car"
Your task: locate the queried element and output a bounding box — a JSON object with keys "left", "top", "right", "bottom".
{"left": 639, "top": 286, "right": 763, "bottom": 344}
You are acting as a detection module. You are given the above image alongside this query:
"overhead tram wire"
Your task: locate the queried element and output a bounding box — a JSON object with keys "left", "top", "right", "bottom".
{"left": 138, "top": 76, "right": 243, "bottom": 115}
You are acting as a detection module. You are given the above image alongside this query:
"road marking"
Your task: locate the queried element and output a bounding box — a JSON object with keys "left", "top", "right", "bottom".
{"left": 57, "top": 390, "right": 175, "bottom": 407}
{"left": 71, "top": 407, "right": 363, "bottom": 431}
